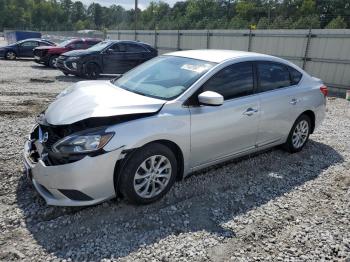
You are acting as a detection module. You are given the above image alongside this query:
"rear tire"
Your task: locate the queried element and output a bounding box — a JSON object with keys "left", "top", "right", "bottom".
{"left": 283, "top": 114, "right": 311, "bottom": 153}
{"left": 48, "top": 55, "right": 58, "bottom": 68}
{"left": 119, "top": 143, "right": 177, "bottom": 205}
{"left": 5, "top": 51, "right": 16, "bottom": 60}
{"left": 85, "top": 62, "right": 101, "bottom": 79}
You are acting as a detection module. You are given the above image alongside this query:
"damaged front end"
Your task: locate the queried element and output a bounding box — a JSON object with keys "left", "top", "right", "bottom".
{"left": 28, "top": 112, "right": 156, "bottom": 166}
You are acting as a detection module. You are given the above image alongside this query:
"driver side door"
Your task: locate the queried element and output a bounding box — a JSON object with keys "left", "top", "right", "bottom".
{"left": 19, "top": 41, "right": 39, "bottom": 57}
{"left": 189, "top": 62, "right": 260, "bottom": 168}
{"left": 102, "top": 43, "right": 127, "bottom": 74}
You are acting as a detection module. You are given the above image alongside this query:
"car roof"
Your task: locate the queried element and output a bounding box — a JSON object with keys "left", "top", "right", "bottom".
{"left": 104, "top": 40, "right": 149, "bottom": 45}
{"left": 78, "top": 38, "right": 101, "bottom": 41}
{"left": 18, "top": 38, "right": 51, "bottom": 42}
{"left": 164, "top": 49, "right": 273, "bottom": 63}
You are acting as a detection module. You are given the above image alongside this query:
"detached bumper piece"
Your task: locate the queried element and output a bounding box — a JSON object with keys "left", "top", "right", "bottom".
{"left": 23, "top": 125, "right": 120, "bottom": 206}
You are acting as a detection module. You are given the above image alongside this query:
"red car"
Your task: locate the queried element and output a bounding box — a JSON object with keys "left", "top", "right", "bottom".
{"left": 33, "top": 38, "right": 101, "bottom": 68}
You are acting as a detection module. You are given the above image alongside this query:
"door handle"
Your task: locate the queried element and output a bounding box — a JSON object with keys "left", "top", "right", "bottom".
{"left": 243, "top": 108, "right": 258, "bottom": 116}
{"left": 290, "top": 98, "right": 299, "bottom": 105}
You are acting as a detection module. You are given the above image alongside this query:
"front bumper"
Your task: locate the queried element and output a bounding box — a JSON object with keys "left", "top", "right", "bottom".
{"left": 23, "top": 139, "right": 122, "bottom": 206}
{"left": 56, "top": 58, "right": 82, "bottom": 75}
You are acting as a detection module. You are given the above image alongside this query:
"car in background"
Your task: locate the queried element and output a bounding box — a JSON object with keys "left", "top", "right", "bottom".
{"left": 23, "top": 50, "right": 327, "bottom": 206}
{"left": 0, "top": 38, "right": 55, "bottom": 60}
{"left": 33, "top": 38, "right": 101, "bottom": 68}
{"left": 56, "top": 40, "right": 158, "bottom": 79}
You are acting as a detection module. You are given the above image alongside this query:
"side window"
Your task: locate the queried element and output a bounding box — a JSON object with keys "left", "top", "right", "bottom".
{"left": 201, "top": 62, "right": 254, "bottom": 100}
{"left": 70, "top": 41, "right": 85, "bottom": 49}
{"left": 39, "top": 42, "right": 50, "bottom": 46}
{"left": 257, "top": 62, "right": 291, "bottom": 92}
{"left": 87, "top": 41, "right": 98, "bottom": 48}
{"left": 127, "top": 43, "right": 147, "bottom": 52}
{"left": 288, "top": 66, "right": 303, "bottom": 85}
{"left": 118, "top": 43, "right": 127, "bottom": 52}
{"left": 108, "top": 43, "right": 119, "bottom": 52}
{"left": 21, "top": 41, "right": 39, "bottom": 47}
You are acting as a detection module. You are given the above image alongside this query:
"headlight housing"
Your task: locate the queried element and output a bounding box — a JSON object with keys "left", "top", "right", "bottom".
{"left": 53, "top": 130, "right": 114, "bottom": 154}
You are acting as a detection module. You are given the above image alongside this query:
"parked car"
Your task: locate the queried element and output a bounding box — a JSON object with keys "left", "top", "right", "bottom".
{"left": 23, "top": 50, "right": 327, "bottom": 206}
{"left": 56, "top": 40, "right": 158, "bottom": 79}
{"left": 33, "top": 38, "right": 101, "bottom": 68}
{"left": 0, "top": 38, "right": 55, "bottom": 60}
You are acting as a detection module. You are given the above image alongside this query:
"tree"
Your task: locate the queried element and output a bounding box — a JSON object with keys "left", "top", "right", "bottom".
{"left": 325, "top": 16, "right": 347, "bottom": 29}
{"left": 257, "top": 17, "right": 269, "bottom": 29}
{"left": 292, "top": 15, "right": 321, "bottom": 29}
{"left": 0, "top": 0, "right": 349, "bottom": 31}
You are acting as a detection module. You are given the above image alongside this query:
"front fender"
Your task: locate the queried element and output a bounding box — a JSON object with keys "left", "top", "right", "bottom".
{"left": 104, "top": 106, "right": 191, "bottom": 175}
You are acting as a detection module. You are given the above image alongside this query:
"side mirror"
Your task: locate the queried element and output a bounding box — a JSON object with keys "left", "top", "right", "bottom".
{"left": 198, "top": 91, "right": 224, "bottom": 106}
{"left": 106, "top": 48, "right": 114, "bottom": 54}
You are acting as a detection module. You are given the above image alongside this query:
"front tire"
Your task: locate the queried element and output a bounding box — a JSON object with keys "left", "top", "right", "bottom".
{"left": 85, "top": 62, "right": 101, "bottom": 79}
{"left": 48, "top": 55, "right": 58, "bottom": 68}
{"left": 283, "top": 114, "right": 311, "bottom": 153}
{"left": 119, "top": 143, "right": 177, "bottom": 205}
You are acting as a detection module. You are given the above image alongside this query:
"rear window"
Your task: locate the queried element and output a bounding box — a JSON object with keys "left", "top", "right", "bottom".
{"left": 288, "top": 66, "right": 303, "bottom": 85}
{"left": 86, "top": 41, "right": 100, "bottom": 47}
{"left": 127, "top": 43, "right": 147, "bottom": 52}
{"left": 257, "top": 62, "right": 291, "bottom": 92}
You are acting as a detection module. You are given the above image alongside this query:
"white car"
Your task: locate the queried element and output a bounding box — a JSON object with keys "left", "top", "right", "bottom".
{"left": 23, "top": 50, "right": 327, "bottom": 206}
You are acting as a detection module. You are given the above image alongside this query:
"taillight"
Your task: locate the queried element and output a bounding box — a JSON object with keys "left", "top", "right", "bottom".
{"left": 320, "top": 85, "right": 328, "bottom": 96}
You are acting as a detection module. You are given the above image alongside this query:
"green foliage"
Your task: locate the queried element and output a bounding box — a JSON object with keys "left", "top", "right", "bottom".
{"left": 326, "top": 16, "right": 347, "bottom": 29}
{"left": 292, "top": 15, "right": 321, "bottom": 29}
{"left": 0, "top": 0, "right": 349, "bottom": 31}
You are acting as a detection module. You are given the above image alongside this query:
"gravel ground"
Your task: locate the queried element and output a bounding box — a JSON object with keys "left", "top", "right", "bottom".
{"left": 0, "top": 43, "right": 350, "bottom": 261}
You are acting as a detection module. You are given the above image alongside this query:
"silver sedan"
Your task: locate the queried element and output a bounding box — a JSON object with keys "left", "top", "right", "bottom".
{"left": 23, "top": 50, "right": 327, "bottom": 206}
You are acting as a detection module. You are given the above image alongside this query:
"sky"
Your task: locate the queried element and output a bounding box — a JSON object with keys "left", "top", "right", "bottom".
{"left": 78, "top": 0, "right": 178, "bottom": 9}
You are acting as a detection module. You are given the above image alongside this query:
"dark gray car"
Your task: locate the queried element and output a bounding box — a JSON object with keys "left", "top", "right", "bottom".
{"left": 56, "top": 40, "right": 158, "bottom": 79}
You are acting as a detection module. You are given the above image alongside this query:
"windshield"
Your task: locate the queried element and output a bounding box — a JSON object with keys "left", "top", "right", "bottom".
{"left": 58, "top": 39, "right": 74, "bottom": 47}
{"left": 88, "top": 41, "right": 110, "bottom": 51}
{"left": 113, "top": 56, "right": 216, "bottom": 100}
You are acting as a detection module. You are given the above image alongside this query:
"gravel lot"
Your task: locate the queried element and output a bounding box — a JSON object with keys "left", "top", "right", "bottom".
{"left": 0, "top": 40, "right": 349, "bottom": 261}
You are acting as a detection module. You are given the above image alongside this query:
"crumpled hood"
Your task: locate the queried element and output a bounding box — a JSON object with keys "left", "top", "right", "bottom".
{"left": 45, "top": 80, "right": 166, "bottom": 125}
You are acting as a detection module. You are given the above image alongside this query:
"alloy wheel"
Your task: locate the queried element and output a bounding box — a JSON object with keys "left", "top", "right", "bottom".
{"left": 6, "top": 52, "right": 16, "bottom": 60}
{"left": 51, "top": 57, "right": 58, "bottom": 67}
{"left": 133, "top": 155, "right": 172, "bottom": 199}
{"left": 292, "top": 120, "right": 309, "bottom": 149}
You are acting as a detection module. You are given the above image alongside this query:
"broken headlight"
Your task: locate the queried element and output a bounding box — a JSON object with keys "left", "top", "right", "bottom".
{"left": 53, "top": 130, "right": 114, "bottom": 154}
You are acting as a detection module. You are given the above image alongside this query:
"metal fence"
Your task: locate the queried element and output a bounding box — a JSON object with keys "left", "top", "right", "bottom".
{"left": 107, "top": 29, "right": 350, "bottom": 95}
{"left": 41, "top": 31, "right": 104, "bottom": 43}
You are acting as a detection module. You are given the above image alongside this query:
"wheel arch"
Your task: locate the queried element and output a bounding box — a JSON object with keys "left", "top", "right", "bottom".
{"left": 84, "top": 60, "right": 102, "bottom": 70}
{"left": 113, "top": 139, "right": 185, "bottom": 197}
{"left": 300, "top": 110, "right": 315, "bottom": 134}
{"left": 5, "top": 49, "right": 17, "bottom": 58}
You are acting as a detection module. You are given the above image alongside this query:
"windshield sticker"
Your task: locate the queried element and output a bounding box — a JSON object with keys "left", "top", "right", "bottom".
{"left": 181, "top": 63, "right": 212, "bottom": 73}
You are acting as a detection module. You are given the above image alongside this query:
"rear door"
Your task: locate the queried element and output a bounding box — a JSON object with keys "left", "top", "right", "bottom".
{"left": 189, "top": 62, "right": 260, "bottom": 168}
{"left": 124, "top": 43, "right": 150, "bottom": 71}
{"left": 255, "top": 61, "right": 301, "bottom": 147}
{"left": 19, "top": 41, "right": 39, "bottom": 57}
